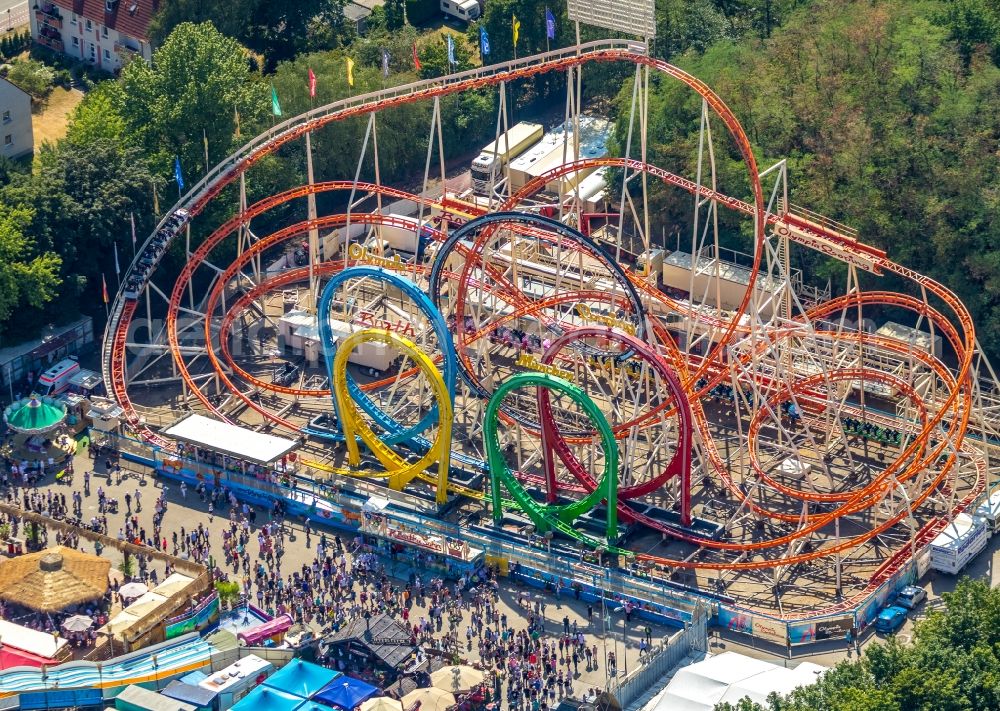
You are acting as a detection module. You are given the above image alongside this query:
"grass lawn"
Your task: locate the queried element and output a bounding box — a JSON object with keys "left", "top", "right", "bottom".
{"left": 33, "top": 86, "right": 84, "bottom": 147}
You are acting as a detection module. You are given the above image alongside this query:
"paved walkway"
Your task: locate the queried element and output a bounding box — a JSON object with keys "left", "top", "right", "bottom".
{"left": 10, "top": 447, "right": 679, "bottom": 705}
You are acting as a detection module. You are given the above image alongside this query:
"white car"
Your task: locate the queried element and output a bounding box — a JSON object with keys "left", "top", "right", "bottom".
{"left": 895, "top": 585, "right": 927, "bottom": 610}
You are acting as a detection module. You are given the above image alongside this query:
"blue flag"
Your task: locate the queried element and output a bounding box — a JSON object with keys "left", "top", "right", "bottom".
{"left": 480, "top": 26, "right": 491, "bottom": 56}
{"left": 546, "top": 7, "right": 556, "bottom": 40}
{"left": 381, "top": 48, "right": 390, "bottom": 78}
{"left": 174, "top": 156, "right": 184, "bottom": 192}
{"left": 446, "top": 34, "right": 456, "bottom": 65}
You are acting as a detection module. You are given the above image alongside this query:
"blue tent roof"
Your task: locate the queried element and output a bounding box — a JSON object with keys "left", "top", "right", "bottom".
{"left": 313, "top": 677, "right": 380, "bottom": 710}
{"left": 231, "top": 686, "right": 305, "bottom": 711}
{"left": 264, "top": 659, "right": 341, "bottom": 699}
{"left": 295, "top": 703, "right": 335, "bottom": 711}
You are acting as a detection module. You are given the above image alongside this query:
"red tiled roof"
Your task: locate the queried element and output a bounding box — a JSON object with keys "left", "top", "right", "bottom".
{"left": 51, "top": 0, "right": 157, "bottom": 41}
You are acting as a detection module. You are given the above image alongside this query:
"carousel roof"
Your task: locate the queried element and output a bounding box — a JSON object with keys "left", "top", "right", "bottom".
{"left": 0, "top": 546, "right": 110, "bottom": 613}
{"left": 3, "top": 395, "right": 67, "bottom": 435}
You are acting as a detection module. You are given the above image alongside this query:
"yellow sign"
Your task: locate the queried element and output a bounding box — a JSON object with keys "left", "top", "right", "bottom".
{"left": 575, "top": 304, "right": 637, "bottom": 335}
{"left": 515, "top": 352, "right": 575, "bottom": 381}
{"left": 347, "top": 243, "right": 408, "bottom": 270}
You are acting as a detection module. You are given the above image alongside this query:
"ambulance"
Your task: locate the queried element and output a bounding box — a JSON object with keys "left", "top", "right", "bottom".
{"left": 35, "top": 357, "right": 81, "bottom": 397}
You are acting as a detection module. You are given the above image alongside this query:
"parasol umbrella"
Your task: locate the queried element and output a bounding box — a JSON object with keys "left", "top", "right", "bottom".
{"left": 360, "top": 698, "right": 404, "bottom": 711}
{"left": 3, "top": 396, "right": 67, "bottom": 435}
{"left": 430, "top": 665, "right": 485, "bottom": 693}
{"left": 402, "top": 688, "right": 456, "bottom": 711}
{"left": 118, "top": 582, "right": 148, "bottom": 600}
{"left": 62, "top": 614, "right": 94, "bottom": 633}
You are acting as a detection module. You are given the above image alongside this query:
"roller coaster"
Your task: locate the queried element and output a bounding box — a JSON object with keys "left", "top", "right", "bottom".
{"left": 103, "top": 38, "right": 1000, "bottom": 621}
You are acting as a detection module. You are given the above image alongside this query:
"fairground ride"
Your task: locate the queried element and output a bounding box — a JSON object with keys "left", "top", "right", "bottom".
{"left": 103, "top": 32, "right": 1000, "bottom": 622}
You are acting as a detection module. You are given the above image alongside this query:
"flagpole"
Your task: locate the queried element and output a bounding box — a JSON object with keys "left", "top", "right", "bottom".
{"left": 305, "top": 67, "right": 318, "bottom": 313}
{"left": 203, "top": 128, "right": 210, "bottom": 175}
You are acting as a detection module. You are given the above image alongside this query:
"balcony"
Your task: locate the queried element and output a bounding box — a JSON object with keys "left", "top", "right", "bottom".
{"left": 34, "top": 4, "right": 63, "bottom": 29}
{"left": 114, "top": 41, "right": 140, "bottom": 58}
{"left": 36, "top": 33, "right": 64, "bottom": 52}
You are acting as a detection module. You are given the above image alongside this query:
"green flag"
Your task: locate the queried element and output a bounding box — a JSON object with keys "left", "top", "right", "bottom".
{"left": 271, "top": 84, "right": 282, "bottom": 117}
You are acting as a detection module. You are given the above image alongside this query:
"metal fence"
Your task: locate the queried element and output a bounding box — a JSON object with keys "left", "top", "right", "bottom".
{"left": 613, "top": 612, "right": 708, "bottom": 709}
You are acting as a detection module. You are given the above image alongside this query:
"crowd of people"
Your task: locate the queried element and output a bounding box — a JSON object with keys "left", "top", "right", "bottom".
{"left": 0, "top": 444, "right": 649, "bottom": 707}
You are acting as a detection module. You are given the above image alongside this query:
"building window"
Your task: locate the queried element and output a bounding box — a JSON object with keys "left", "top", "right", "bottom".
{"left": 88, "top": 42, "right": 96, "bottom": 62}
{"left": 3, "top": 135, "right": 12, "bottom": 147}
{"left": 71, "top": 14, "right": 77, "bottom": 25}
{"left": 1, "top": 111, "right": 9, "bottom": 123}
{"left": 104, "top": 48, "right": 111, "bottom": 60}
{"left": 72, "top": 36, "right": 79, "bottom": 47}
{"left": 102, "top": 26, "right": 108, "bottom": 38}
{"left": 85, "top": 19, "right": 92, "bottom": 30}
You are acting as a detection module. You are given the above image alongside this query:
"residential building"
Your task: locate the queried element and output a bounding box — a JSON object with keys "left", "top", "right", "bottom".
{"left": 0, "top": 77, "right": 34, "bottom": 159}
{"left": 30, "top": 0, "right": 155, "bottom": 73}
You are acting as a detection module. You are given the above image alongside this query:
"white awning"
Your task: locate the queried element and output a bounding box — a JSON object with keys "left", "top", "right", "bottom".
{"left": 163, "top": 414, "right": 299, "bottom": 465}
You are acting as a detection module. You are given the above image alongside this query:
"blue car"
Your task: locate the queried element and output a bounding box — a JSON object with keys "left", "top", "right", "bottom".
{"left": 874, "top": 605, "right": 908, "bottom": 634}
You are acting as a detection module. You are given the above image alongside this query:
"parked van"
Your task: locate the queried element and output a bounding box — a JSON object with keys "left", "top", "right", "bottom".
{"left": 441, "top": 0, "right": 480, "bottom": 22}
{"left": 36, "top": 357, "right": 80, "bottom": 397}
{"left": 976, "top": 489, "right": 1000, "bottom": 533}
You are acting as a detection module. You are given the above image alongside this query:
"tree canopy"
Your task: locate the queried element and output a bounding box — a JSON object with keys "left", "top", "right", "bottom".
{"left": 716, "top": 578, "right": 1000, "bottom": 711}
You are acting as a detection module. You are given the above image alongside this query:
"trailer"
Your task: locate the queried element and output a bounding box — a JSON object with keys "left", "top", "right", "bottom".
{"left": 929, "top": 512, "right": 989, "bottom": 575}
{"left": 471, "top": 122, "right": 544, "bottom": 194}
{"left": 441, "top": 0, "right": 480, "bottom": 22}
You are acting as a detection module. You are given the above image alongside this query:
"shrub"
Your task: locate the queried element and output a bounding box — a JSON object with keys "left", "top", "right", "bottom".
{"left": 405, "top": 0, "right": 438, "bottom": 26}
{"left": 6, "top": 58, "right": 54, "bottom": 99}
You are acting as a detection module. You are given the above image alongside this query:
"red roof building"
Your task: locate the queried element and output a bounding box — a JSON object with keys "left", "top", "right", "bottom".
{"left": 30, "top": 0, "right": 156, "bottom": 73}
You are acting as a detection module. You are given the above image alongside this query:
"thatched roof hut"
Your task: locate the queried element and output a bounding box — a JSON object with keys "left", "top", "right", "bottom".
{"left": 0, "top": 546, "right": 110, "bottom": 613}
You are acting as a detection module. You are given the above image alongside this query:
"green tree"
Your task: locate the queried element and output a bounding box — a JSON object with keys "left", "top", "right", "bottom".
{"left": 405, "top": 0, "right": 437, "bottom": 26}
{"left": 937, "top": 0, "right": 1000, "bottom": 67}
{"left": 148, "top": 0, "right": 258, "bottom": 45}
{"left": 63, "top": 82, "right": 129, "bottom": 147}
{"left": 0, "top": 137, "right": 153, "bottom": 338}
{"left": 5, "top": 58, "right": 54, "bottom": 100}
{"left": 384, "top": 0, "right": 405, "bottom": 31}
{"left": 119, "top": 22, "right": 269, "bottom": 177}
{"left": 0, "top": 203, "right": 61, "bottom": 333}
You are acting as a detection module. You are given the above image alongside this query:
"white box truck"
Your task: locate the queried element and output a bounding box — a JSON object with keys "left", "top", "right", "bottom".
{"left": 976, "top": 490, "right": 1000, "bottom": 534}
{"left": 929, "top": 512, "right": 990, "bottom": 575}
{"left": 441, "top": 0, "right": 480, "bottom": 22}
{"left": 471, "top": 122, "right": 544, "bottom": 194}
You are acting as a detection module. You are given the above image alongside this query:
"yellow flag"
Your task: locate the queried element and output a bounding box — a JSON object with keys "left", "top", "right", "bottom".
{"left": 347, "top": 57, "right": 355, "bottom": 87}
{"left": 512, "top": 15, "right": 520, "bottom": 46}
{"left": 234, "top": 107, "right": 241, "bottom": 138}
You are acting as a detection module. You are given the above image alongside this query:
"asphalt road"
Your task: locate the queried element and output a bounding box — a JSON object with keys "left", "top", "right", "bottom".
{"left": 0, "top": 1, "right": 27, "bottom": 33}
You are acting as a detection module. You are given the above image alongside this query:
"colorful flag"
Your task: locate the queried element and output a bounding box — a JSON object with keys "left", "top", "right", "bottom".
{"left": 130, "top": 211, "right": 136, "bottom": 248}
{"left": 202, "top": 128, "right": 209, "bottom": 167}
{"left": 347, "top": 57, "right": 355, "bottom": 87}
{"left": 513, "top": 15, "right": 520, "bottom": 46}
{"left": 234, "top": 107, "right": 241, "bottom": 138}
{"left": 102, "top": 274, "right": 109, "bottom": 304}
{"left": 113, "top": 241, "right": 120, "bottom": 276}
{"left": 308, "top": 67, "right": 317, "bottom": 99}
{"left": 412, "top": 42, "right": 422, "bottom": 71}
{"left": 381, "top": 49, "right": 390, "bottom": 78}
{"left": 446, "top": 35, "right": 456, "bottom": 65}
{"left": 271, "top": 84, "right": 282, "bottom": 117}
{"left": 480, "top": 26, "right": 491, "bottom": 56}
{"left": 546, "top": 7, "right": 556, "bottom": 40}
{"left": 174, "top": 156, "right": 184, "bottom": 192}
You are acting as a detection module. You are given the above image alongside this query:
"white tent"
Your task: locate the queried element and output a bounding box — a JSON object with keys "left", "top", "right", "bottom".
{"left": 649, "top": 652, "right": 825, "bottom": 711}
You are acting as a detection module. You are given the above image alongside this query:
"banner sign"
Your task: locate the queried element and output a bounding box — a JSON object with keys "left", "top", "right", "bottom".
{"left": 787, "top": 621, "right": 816, "bottom": 645}
{"left": 752, "top": 616, "right": 787, "bottom": 645}
{"left": 165, "top": 593, "right": 219, "bottom": 640}
{"left": 815, "top": 616, "right": 854, "bottom": 641}
{"left": 717, "top": 607, "right": 753, "bottom": 635}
